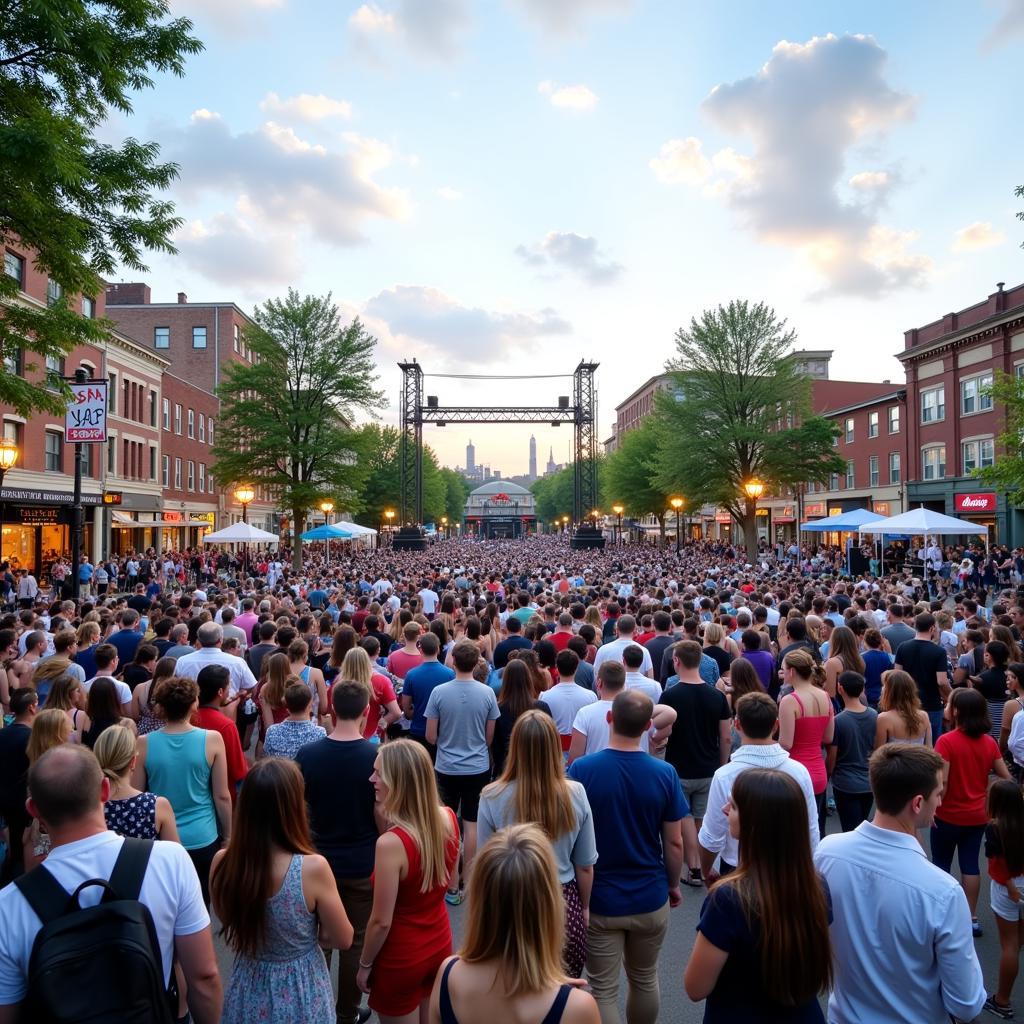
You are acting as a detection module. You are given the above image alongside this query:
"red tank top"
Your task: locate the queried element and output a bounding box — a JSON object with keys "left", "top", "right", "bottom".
{"left": 788, "top": 690, "right": 832, "bottom": 795}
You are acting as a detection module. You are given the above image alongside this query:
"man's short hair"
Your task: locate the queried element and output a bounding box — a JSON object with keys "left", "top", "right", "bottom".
{"left": 616, "top": 615, "right": 636, "bottom": 635}
{"left": 418, "top": 632, "right": 440, "bottom": 657}
{"left": 403, "top": 621, "right": 422, "bottom": 642}
{"left": 567, "top": 635, "right": 588, "bottom": 659}
{"left": 11, "top": 687, "right": 38, "bottom": 716}
{"left": 284, "top": 681, "right": 312, "bottom": 713}
{"left": 24, "top": 629, "right": 46, "bottom": 653}
{"left": 597, "top": 661, "right": 626, "bottom": 692}
{"left": 785, "top": 618, "right": 807, "bottom": 642}
{"left": 258, "top": 621, "right": 277, "bottom": 641}
{"left": 197, "top": 622, "right": 223, "bottom": 648}
{"left": 622, "top": 644, "right": 645, "bottom": 670}
{"left": 28, "top": 745, "right": 102, "bottom": 829}
{"left": 452, "top": 640, "right": 479, "bottom": 673}
{"left": 505, "top": 615, "right": 522, "bottom": 633}
{"left": 170, "top": 623, "right": 189, "bottom": 642}
{"left": 653, "top": 610, "right": 671, "bottom": 632}
{"left": 556, "top": 649, "right": 580, "bottom": 677}
{"left": 869, "top": 744, "right": 944, "bottom": 815}
{"left": 736, "top": 691, "right": 778, "bottom": 739}
{"left": 672, "top": 640, "right": 702, "bottom": 671}
{"left": 196, "top": 664, "right": 231, "bottom": 705}
{"left": 332, "top": 680, "right": 370, "bottom": 720}
{"left": 915, "top": 612, "right": 935, "bottom": 634}
{"left": 221, "top": 606, "right": 235, "bottom": 623}
{"left": 52, "top": 630, "right": 77, "bottom": 655}
{"left": 94, "top": 643, "right": 117, "bottom": 671}
{"left": 837, "top": 670, "right": 865, "bottom": 699}
{"left": 120, "top": 609, "right": 139, "bottom": 628}
{"left": 610, "top": 689, "right": 653, "bottom": 739}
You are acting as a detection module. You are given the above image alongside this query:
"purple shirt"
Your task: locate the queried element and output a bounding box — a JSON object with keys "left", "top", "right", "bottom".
{"left": 741, "top": 649, "right": 775, "bottom": 690}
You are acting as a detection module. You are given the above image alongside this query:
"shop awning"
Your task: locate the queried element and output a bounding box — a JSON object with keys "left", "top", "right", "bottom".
{"left": 111, "top": 511, "right": 136, "bottom": 527}
{"left": 189, "top": 517, "right": 214, "bottom": 526}
{"left": 774, "top": 516, "right": 796, "bottom": 524}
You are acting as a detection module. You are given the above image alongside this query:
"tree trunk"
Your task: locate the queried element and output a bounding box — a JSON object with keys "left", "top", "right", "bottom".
{"left": 741, "top": 503, "right": 759, "bottom": 565}
{"left": 292, "top": 506, "right": 305, "bottom": 571}
{"left": 659, "top": 514, "right": 666, "bottom": 548}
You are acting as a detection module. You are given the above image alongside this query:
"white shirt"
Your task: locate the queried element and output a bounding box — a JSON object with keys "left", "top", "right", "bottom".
{"left": 373, "top": 578, "right": 392, "bottom": 598}
{"left": 571, "top": 698, "right": 652, "bottom": 755}
{"left": 624, "top": 671, "right": 661, "bottom": 704}
{"left": 592, "top": 637, "right": 653, "bottom": 677}
{"left": 83, "top": 674, "right": 133, "bottom": 708}
{"left": 1008, "top": 709, "right": 1024, "bottom": 768}
{"left": 764, "top": 606, "right": 780, "bottom": 627}
{"left": 173, "top": 646, "right": 257, "bottom": 696}
{"left": 698, "top": 744, "right": 817, "bottom": 868}
{"left": 543, "top": 681, "right": 598, "bottom": 735}
{"left": 0, "top": 831, "right": 208, "bottom": 1000}
{"left": 815, "top": 822, "right": 985, "bottom": 1023}
{"left": 418, "top": 588, "right": 439, "bottom": 615}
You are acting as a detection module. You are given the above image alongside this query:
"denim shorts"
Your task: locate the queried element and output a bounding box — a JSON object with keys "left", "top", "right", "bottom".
{"left": 930, "top": 817, "right": 985, "bottom": 876}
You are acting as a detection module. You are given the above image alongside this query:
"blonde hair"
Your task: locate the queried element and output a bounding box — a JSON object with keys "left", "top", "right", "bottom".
{"left": 783, "top": 647, "right": 826, "bottom": 689}
{"left": 340, "top": 646, "right": 375, "bottom": 693}
{"left": 484, "top": 711, "right": 575, "bottom": 840}
{"left": 26, "top": 709, "right": 70, "bottom": 764}
{"left": 93, "top": 724, "right": 137, "bottom": 782}
{"left": 43, "top": 674, "right": 83, "bottom": 712}
{"left": 460, "top": 823, "right": 567, "bottom": 996}
{"left": 76, "top": 621, "right": 101, "bottom": 646}
{"left": 704, "top": 623, "right": 725, "bottom": 646}
{"left": 376, "top": 740, "right": 451, "bottom": 893}
{"left": 880, "top": 670, "right": 925, "bottom": 738}
{"left": 31, "top": 657, "right": 73, "bottom": 693}
{"left": 261, "top": 652, "right": 291, "bottom": 710}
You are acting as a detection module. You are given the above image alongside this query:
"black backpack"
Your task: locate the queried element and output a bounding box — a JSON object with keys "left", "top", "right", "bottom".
{"left": 15, "top": 838, "right": 176, "bottom": 1024}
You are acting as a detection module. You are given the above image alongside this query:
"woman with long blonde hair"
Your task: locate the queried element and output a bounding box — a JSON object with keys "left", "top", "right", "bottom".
{"left": 340, "top": 645, "right": 401, "bottom": 741}
{"left": 29, "top": 657, "right": 73, "bottom": 708}
{"left": 256, "top": 651, "right": 292, "bottom": 754}
{"left": 358, "top": 739, "right": 460, "bottom": 1023}
{"left": 43, "top": 674, "right": 91, "bottom": 736}
{"left": 478, "top": 711, "right": 596, "bottom": 977}
{"left": 874, "top": 669, "right": 931, "bottom": 746}
{"left": 823, "top": 626, "right": 865, "bottom": 700}
{"left": 583, "top": 605, "right": 603, "bottom": 645}
{"left": 24, "top": 709, "right": 72, "bottom": 867}
{"left": 428, "top": 824, "right": 599, "bottom": 1024}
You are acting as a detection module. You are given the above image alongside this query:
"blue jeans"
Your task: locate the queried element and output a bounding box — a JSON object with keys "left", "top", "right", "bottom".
{"left": 926, "top": 709, "right": 943, "bottom": 742}
{"left": 931, "top": 817, "right": 985, "bottom": 876}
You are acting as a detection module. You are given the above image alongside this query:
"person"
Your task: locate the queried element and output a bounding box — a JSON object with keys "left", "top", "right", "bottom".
{"left": 894, "top": 612, "right": 950, "bottom": 742}
{"left": 122, "top": 642, "right": 157, "bottom": 691}
{"left": 814, "top": 743, "right": 986, "bottom": 1023}
{"left": 401, "top": 631, "right": 455, "bottom": 753}
{"left": 861, "top": 629, "right": 891, "bottom": 708}
{"left": 660, "top": 640, "right": 731, "bottom": 887}
{"left": 424, "top": 640, "right": 500, "bottom": 902}
{"left": 592, "top": 615, "right": 654, "bottom": 677}
{"left": 568, "top": 690, "right": 686, "bottom": 1024}
{"left": 22, "top": 708, "right": 72, "bottom": 868}
{"left": 999, "top": 661, "right": 1024, "bottom": 775}
{"left": 94, "top": 724, "right": 179, "bottom": 841}
{"left": 825, "top": 671, "right": 877, "bottom": 832}
{"left": 387, "top": 622, "right": 424, "bottom": 682}
{"left": 874, "top": 668, "right": 931, "bottom": 745}
{"left": 0, "top": 744, "right": 223, "bottom": 1023}
{"left": 737, "top": 630, "right": 773, "bottom": 691}
{"left": 778, "top": 648, "right": 834, "bottom": 838}
{"left": 83, "top": 643, "right": 133, "bottom": 715}
{"left": 492, "top": 615, "right": 533, "bottom": 669}
{"left": 976, "top": 638, "right": 1010, "bottom": 741}
{"left": 684, "top": 768, "right": 832, "bottom": 1023}
{"left": 984, "top": 779, "right": 1024, "bottom": 1018}
{"left": 822, "top": 626, "right": 865, "bottom": 701}
{"left": 194, "top": 665, "right": 250, "bottom": 800}
{"left": 107, "top": 608, "right": 143, "bottom": 665}
{"left": 542, "top": 649, "right": 598, "bottom": 752}
{"left": 932, "top": 686, "right": 1011, "bottom": 936}
{"left": 427, "top": 823, "right": 600, "bottom": 1024}
{"left": 42, "top": 674, "right": 91, "bottom": 736}
{"left": 211, "top": 758, "right": 354, "bottom": 1024}
{"left": 81, "top": 676, "right": 138, "bottom": 748}
{"left": 133, "top": 676, "right": 233, "bottom": 908}
{"left": 357, "top": 740, "right": 461, "bottom": 1023}
{"left": 174, "top": 621, "right": 258, "bottom": 716}
{"left": 490, "top": 658, "right": 552, "bottom": 777}
{"left": 0, "top": 688, "right": 38, "bottom": 881}
{"left": 287, "top": 638, "right": 330, "bottom": 730}
{"left": 340, "top": 646, "right": 401, "bottom": 742}
{"left": 264, "top": 682, "right": 327, "bottom": 759}
{"left": 478, "top": 711, "right": 597, "bottom": 977}
{"left": 295, "top": 681, "right": 378, "bottom": 1024}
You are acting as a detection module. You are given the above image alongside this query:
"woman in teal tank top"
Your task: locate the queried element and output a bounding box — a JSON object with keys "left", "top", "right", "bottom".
{"left": 134, "top": 675, "right": 232, "bottom": 905}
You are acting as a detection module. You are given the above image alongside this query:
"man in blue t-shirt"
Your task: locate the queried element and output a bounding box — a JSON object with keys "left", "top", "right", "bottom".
{"left": 401, "top": 632, "right": 454, "bottom": 745}
{"left": 568, "top": 689, "right": 687, "bottom": 1023}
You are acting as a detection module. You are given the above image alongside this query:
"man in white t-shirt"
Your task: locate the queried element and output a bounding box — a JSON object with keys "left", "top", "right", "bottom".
{"left": 543, "top": 650, "right": 598, "bottom": 747}
{"left": 417, "top": 582, "right": 439, "bottom": 618}
{"left": 82, "top": 643, "right": 133, "bottom": 713}
{"left": 0, "top": 745, "right": 222, "bottom": 1022}
{"left": 622, "top": 644, "right": 661, "bottom": 703}
{"left": 592, "top": 615, "right": 654, "bottom": 678}
{"left": 568, "top": 662, "right": 675, "bottom": 763}
{"left": 174, "top": 623, "right": 257, "bottom": 710}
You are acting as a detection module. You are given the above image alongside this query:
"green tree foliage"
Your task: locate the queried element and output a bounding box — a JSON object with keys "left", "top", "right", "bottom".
{"left": 212, "top": 291, "right": 384, "bottom": 569}
{"left": 531, "top": 464, "right": 575, "bottom": 525}
{"left": 975, "top": 371, "right": 1024, "bottom": 500}
{"left": 655, "top": 300, "right": 844, "bottom": 560}
{"left": 603, "top": 418, "right": 671, "bottom": 541}
{"left": 440, "top": 467, "right": 471, "bottom": 524}
{"left": 0, "top": 0, "right": 202, "bottom": 415}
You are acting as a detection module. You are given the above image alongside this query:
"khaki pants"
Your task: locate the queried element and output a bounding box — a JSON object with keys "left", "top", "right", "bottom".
{"left": 586, "top": 901, "right": 669, "bottom": 1024}
{"left": 333, "top": 874, "right": 373, "bottom": 1023}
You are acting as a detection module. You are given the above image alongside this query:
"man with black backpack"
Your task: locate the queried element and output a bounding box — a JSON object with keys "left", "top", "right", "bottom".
{"left": 0, "top": 745, "right": 222, "bottom": 1024}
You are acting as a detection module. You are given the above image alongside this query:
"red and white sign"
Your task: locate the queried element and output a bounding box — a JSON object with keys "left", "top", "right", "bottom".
{"left": 955, "top": 492, "right": 996, "bottom": 513}
{"left": 65, "top": 380, "right": 108, "bottom": 443}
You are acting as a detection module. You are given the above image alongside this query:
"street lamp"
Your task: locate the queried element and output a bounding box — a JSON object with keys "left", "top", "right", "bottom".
{"left": 669, "top": 496, "right": 684, "bottom": 555}
{"left": 743, "top": 478, "right": 765, "bottom": 557}
{"left": 561, "top": 515, "right": 569, "bottom": 535}
{"left": 612, "top": 503, "right": 624, "bottom": 545}
{"left": 0, "top": 438, "right": 18, "bottom": 567}
{"left": 233, "top": 484, "right": 255, "bottom": 581}
{"left": 441, "top": 515, "right": 448, "bottom": 539}
{"left": 320, "top": 500, "right": 335, "bottom": 566}
{"left": 384, "top": 508, "right": 395, "bottom": 546}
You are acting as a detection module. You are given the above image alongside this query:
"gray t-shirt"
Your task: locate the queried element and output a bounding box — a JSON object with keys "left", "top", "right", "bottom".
{"left": 881, "top": 622, "right": 915, "bottom": 651}
{"left": 831, "top": 707, "right": 878, "bottom": 794}
{"left": 476, "top": 778, "right": 598, "bottom": 883}
{"left": 424, "top": 679, "right": 500, "bottom": 776}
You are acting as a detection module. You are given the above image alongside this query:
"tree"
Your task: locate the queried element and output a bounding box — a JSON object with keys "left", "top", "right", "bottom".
{"left": 603, "top": 419, "right": 671, "bottom": 543}
{"left": 440, "top": 468, "right": 471, "bottom": 526}
{"left": 975, "top": 371, "right": 1024, "bottom": 500}
{"left": 531, "top": 464, "right": 575, "bottom": 526}
{"left": 654, "top": 300, "right": 844, "bottom": 562}
{"left": 1, "top": 1, "right": 202, "bottom": 415}
{"left": 212, "top": 291, "right": 384, "bottom": 570}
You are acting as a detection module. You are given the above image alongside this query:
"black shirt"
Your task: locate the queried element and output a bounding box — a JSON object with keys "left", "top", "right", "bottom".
{"left": 660, "top": 681, "right": 731, "bottom": 780}
{"left": 0, "top": 722, "right": 31, "bottom": 809}
{"left": 644, "top": 635, "right": 676, "bottom": 685}
{"left": 703, "top": 645, "right": 733, "bottom": 676}
{"left": 977, "top": 666, "right": 1008, "bottom": 703}
{"left": 295, "top": 737, "right": 378, "bottom": 879}
{"left": 894, "top": 638, "right": 948, "bottom": 712}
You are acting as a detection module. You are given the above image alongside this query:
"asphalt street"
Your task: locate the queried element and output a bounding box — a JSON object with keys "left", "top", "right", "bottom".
{"left": 213, "top": 809, "right": 1015, "bottom": 1024}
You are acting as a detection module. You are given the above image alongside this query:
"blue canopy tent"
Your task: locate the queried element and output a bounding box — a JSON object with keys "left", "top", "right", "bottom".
{"left": 300, "top": 522, "right": 353, "bottom": 566}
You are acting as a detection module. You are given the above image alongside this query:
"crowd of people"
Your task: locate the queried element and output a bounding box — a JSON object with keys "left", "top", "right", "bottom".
{"left": 0, "top": 531, "right": 1022, "bottom": 1023}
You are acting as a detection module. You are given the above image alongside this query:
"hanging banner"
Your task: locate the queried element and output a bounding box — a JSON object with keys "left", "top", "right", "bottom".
{"left": 65, "top": 379, "right": 108, "bottom": 443}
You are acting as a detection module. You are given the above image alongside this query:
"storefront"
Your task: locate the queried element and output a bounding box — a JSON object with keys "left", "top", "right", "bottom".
{"left": 773, "top": 505, "right": 795, "bottom": 543}
{"left": 908, "top": 480, "right": 1023, "bottom": 546}
{"left": 111, "top": 510, "right": 216, "bottom": 553}
{"left": 0, "top": 487, "right": 102, "bottom": 578}
{"left": 954, "top": 492, "right": 998, "bottom": 542}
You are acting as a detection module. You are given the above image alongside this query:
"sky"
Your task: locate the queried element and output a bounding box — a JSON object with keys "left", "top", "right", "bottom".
{"left": 111, "top": 0, "right": 1024, "bottom": 476}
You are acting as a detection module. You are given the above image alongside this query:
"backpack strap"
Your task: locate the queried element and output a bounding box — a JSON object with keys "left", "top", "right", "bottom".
{"left": 14, "top": 865, "right": 75, "bottom": 927}
{"left": 109, "top": 838, "right": 154, "bottom": 902}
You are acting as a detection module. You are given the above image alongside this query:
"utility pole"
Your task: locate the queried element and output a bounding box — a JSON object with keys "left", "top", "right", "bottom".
{"left": 70, "top": 367, "right": 87, "bottom": 601}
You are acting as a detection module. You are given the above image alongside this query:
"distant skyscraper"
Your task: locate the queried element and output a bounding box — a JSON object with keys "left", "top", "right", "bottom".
{"left": 546, "top": 446, "right": 557, "bottom": 476}
{"left": 529, "top": 435, "right": 537, "bottom": 479}
{"left": 466, "top": 438, "right": 475, "bottom": 475}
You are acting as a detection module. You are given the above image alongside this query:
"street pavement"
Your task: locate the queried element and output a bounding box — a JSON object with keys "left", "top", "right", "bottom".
{"left": 213, "top": 807, "right": 1015, "bottom": 1023}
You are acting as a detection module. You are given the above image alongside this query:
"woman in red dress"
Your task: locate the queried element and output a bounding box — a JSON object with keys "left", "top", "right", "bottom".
{"left": 358, "top": 739, "right": 461, "bottom": 1023}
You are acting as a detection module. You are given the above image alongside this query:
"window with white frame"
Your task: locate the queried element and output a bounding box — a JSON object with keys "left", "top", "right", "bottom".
{"left": 187, "top": 409, "right": 195, "bottom": 439}
{"left": 844, "top": 418, "right": 854, "bottom": 443}
{"left": 46, "top": 279, "right": 63, "bottom": 306}
{"left": 921, "top": 386, "right": 945, "bottom": 424}
{"left": 208, "top": 471, "right": 214, "bottom": 494}
{"left": 960, "top": 373, "right": 994, "bottom": 415}
{"left": 889, "top": 452, "right": 901, "bottom": 484}
{"left": 187, "top": 460, "right": 195, "bottom": 491}
{"left": 44, "top": 431, "right": 61, "bottom": 472}
{"left": 829, "top": 472, "right": 839, "bottom": 491}
{"left": 233, "top": 324, "right": 239, "bottom": 352}
{"left": 4, "top": 250, "right": 25, "bottom": 288}
{"left": 868, "top": 411, "right": 879, "bottom": 438}
{"left": 174, "top": 458, "right": 182, "bottom": 489}
{"left": 845, "top": 459, "right": 855, "bottom": 488}
{"left": 922, "top": 445, "right": 946, "bottom": 480}
{"left": 162, "top": 397, "right": 169, "bottom": 430}
{"left": 174, "top": 404, "right": 181, "bottom": 435}
{"left": 888, "top": 405, "right": 900, "bottom": 433}
{"left": 208, "top": 418, "right": 214, "bottom": 446}
{"left": 199, "top": 415, "right": 206, "bottom": 442}
{"left": 82, "top": 296, "right": 96, "bottom": 319}
{"left": 199, "top": 463, "right": 206, "bottom": 491}
{"left": 869, "top": 455, "right": 879, "bottom": 486}
{"left": 162, "top": 455, "right": 169, "bottom": 488}
{"left": 962, "top": 438, "right": 995, "bottom": 473}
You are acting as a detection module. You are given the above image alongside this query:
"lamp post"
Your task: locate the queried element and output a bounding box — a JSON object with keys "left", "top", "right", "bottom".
{"left": 234, "top": 484, "right": 255, "bottom": 580}
{"left": 0, "top": 438, "right": 19, "bottom": 569}
{"left": 440, "top": 515, "right": 448, "bottom": 539}
{"left": 669, "top": 496, "right": 684, "bottom": 555}
{"left": 320, "top": 499, "right": 334, "bottom": 566}
{"left": 384, "top": 508, "right": 395, "bottom": 546}
{"left": 612, "top": 503, "right": 624, "bottom": 545}
{"left": 561, "top": 514, "right": 569, "bottom": 536}
{"left": 743, "top": 477, "right": 765, "bottom": 560}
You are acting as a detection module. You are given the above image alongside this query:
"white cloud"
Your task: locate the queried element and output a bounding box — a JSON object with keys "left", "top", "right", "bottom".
{"left": 983, "top": 0, "right": 1024, "bottom": 49}
{"left": 538, "top": 80, "right": 599, "bottom": 111}
{"left": 509, "top": 0, "right": 632, "bottom": 34}
{"left": 169, "top": 0, "right": 283, "bottom": 32}
{"left": 652, "top": 33, "right": 929, "bottom": 297}
{"left": 348, "top": 0, "right": 470, "bottom": 62}
{"left": 437, "top": 186, "right": 463, "bottom": 201}
{"left": 363, "top": 285, "right": 571, "bottom": 363}
{"left": 515, "top": 231, "right": 623, "bottom": 285}
{"left": 175, "top": 211, "right": 300, "bottom": 287}
{"left": 951, "top": 220, "right": 1006, "bottom": 251}
{"left": 260, "top": 92, "right": 353, "bottom": 121}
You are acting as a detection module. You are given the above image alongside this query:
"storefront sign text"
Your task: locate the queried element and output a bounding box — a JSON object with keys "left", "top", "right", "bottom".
{"left": 19, "top": 508, "right": 58, "bottom": 525}
{"left": 955, "top": 492, "right": 996, "bottom": 513}
{"left": 0, "top": 488, "right": 102, "bottom": 506}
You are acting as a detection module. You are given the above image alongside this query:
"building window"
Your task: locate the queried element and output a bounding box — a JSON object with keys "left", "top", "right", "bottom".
{"left": 149, "top": 391, "right": 157, "bottom": 427}
{"left": 829, "top": 472, "right": 839, "bottom": 491}
{"left": 869, "top": 455, "right": 879, "bottom": 487}
{"left": 187, "top": 460, "right": 195, "bottom": 491}
{"left": 845, "top": 459, "right": 855, "bottom": 488}
{"left": 868, "top": 411, "right": 879, "bottom": 438}
{"left": 107, "top": 437, "right": 116, "bottom": 474}
{"left": 199, "top": 415, "right": 206, "bottom": 442}
{"left": 162, "top": 454, "right": 169, "bottom": 488}
{"left": 960, "top": 373, "right": 994, "bottom": 416}
{"left": 187, "top": 409, "right": 195, "bottom": 439}
{"left": 160, "top": 398, "right": 168, "bottom": 430}
{"left": 889, "top": 452, "right": 901, "bottom": 484}
{"left": 921, "top": 386, "right": 945, "bottom": 424}
{"left": 174, "top": 404, "right": 182, "bottom": 435}
{"left": 82, "top": 296, "right": 96, "bottom": 319}
{"left": 233, "top": 324, "right": 239, "bottom": 352}
{"left": 44, "top": 354, "right": 65, "bottom": 389}
{"left": 4, "top": 251, "right": 25, "bottom": 289}
{"left": 46, "top": 279, "right": 63, "bottom": 306}
{"left": 199, "top": 463, "right": 206, "bottom": 491}
{"left": 192, "top": 326, "right": 207, "bottom": 349}
{"left": 107, "top": 373, "right": 117, "bottom": 414}
{"left": 149, "top": 446, "right": 157, "bottom": 480}
{"left": 208, "top": 470, "right": 214, "bottom": 494}
{"left": 3, "top": 346, "right": 21, "bottom": 376}
{"left": 3, "top": 422, "right": 20, "bottom": 451}
{"left": 174, "top": 458, "right": 182, "bottom": 490}
{"left": 154, "top": 326, "right": 170, "bottom": 350}
{"left": 888, "top": 406, "right": 900, "bottom": 433}
{"left": 922, "top": 445, "right": 946, "bottom": 480}
{"left": 208, "top": 418, "right": 214, "bottom": 446}
{"left": 844, "top": 418, "right": 854, "bottom": 444}
{"left": 44, "top": 431, "right": 61, "bottom": 472}
{"left": 962, "top": 438, "right": 995, "bottom": 473}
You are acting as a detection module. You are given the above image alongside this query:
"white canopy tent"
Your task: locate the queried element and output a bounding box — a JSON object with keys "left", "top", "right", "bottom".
{"left": 858, "top": 507, "right": 989, "bottom": 575}
{"left": 202, "top": 522, "right": 279, "bottom": 544}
